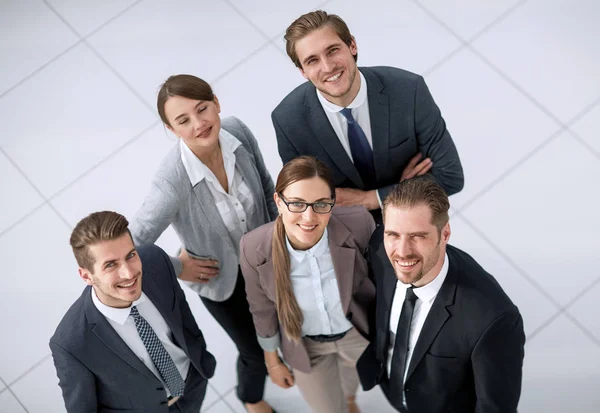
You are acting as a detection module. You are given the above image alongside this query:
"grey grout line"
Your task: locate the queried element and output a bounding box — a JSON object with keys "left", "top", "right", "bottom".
{"left": 6, "top": 354, "right": 53, "bottom": 389}
{"left": 46, "top": 120, "right": 160, "bottom": 203}
{"left": 567, "top": 128, "right": 600, "bottom": 160}
{"left": 211, "top": 41, "right": 274, "bottom": 87}
{"left": 220, "top": 387, "right": 238, "bottom": 412}
{"left": 563, "top": 312, "right": 600, "bottom": 348}
{"left": 0, "top": 40, "right": 83, "bottom": 101}
{"left": 457, "top": 94, "right": 600, "bottom": 214}
{"left": 526, "top": 310, "right": 562, "bottom": 342}
{"left": 422, "top": 43, "right": 466, "bottom": 77}
{"left": 1, "top": 386, "right": 29, "bottom": 413}
{"left": 456, "top": 126, "right": 564, "bottom": 213}
{"left": 223, "top": 0, "right": 272, "bottom": 42}
{"left": 77, "top": 0, "right": 147, "bottom": 40}
{"left": 464, "top": 0, "right": 529, "bottom": 44}
{"left": 454, "top": 211, "right": 563, "bottom": 310}
{"left": 0, "top": 202, "right": 47, "bottom": 240}
{"left": 562, "top": 275, "right": 600, "bottom": 312}
{"left": 0, "top": 376, "right": 8, "bottom": 395}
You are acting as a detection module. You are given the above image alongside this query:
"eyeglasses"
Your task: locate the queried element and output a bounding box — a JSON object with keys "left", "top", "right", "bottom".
{"left": 278, "top": 193, "right": 335, "bottom": 214}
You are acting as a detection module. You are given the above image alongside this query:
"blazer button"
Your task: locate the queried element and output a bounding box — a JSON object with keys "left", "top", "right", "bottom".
{"left": 405, "top": 387, "right": 410, "bottom": 392}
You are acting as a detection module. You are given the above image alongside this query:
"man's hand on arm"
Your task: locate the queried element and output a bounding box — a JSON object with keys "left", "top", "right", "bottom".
{"left": 335, "top": 188, "right": 380, "bottom": 210}
{"left": 400, "top": 153, "right": 433, "bottom": 182}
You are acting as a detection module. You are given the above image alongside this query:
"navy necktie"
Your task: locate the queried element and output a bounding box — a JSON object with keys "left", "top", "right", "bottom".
{"left": 130, "top": 306, "right": 185, "bottom": 397}
{"left": 340, "top": 108, "right": 376, "bottom": 187}
{"left": 388, "top": 287, "right": 418, "bottom": 409}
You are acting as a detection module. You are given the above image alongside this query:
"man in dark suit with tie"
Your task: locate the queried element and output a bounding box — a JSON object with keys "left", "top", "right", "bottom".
{"left": 357, "top": 179, "right": 525, "bottom": 413}
{"left": 272, "top": 10, "right": 464, "bottom": 221}
{"left": 50, "top": 211, "right": 216, "bottom": 413}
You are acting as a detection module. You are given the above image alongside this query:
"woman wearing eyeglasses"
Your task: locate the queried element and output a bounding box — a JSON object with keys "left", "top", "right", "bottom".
{"left": 239, "top": 156, "right": 376, "bottom": 413}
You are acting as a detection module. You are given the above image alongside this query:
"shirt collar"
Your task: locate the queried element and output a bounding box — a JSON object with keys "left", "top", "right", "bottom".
{"left": 316, "top": 70, "right": 368, "bottom": 113}
{"left": 285, "top": 228, "right": 329, "bottom": 263}
{"left": 91, "top": 288, "right": 147, "bottom": 325}
{"left": 179, "top": 128, "right": 242, "bottom": 186}
{"left": 396, "top": 253, "right": 449, "bottom": 304}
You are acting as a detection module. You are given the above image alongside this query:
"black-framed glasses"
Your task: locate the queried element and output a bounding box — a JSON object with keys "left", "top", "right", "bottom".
{"left": 278, "top": 193, "right": 335, "bottom": 214}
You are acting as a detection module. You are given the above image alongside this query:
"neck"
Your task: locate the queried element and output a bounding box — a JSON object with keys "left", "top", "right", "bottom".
{"left": 191, "top": 142, "right": 222, "bottom": 166}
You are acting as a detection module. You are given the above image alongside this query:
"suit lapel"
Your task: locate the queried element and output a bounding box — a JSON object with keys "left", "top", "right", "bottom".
{"left": 84, "top": 289, "right": 156, "bottom": 381}
{"left": 405, "top": 262, "right": 457, "bottom": 381}
{"left": 304, "top": 87, "right": 364, "bottom": 188}
{"left": 328, "top": 216, "right": 356, "bottom": 313}
{"left": 363, "top": 68, "right": 391, "bottom": 184}
{"left": 235, "top": 145, "right": 268, "bottom": 221}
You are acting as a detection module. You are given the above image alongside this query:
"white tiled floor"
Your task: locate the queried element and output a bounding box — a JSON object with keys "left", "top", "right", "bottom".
{"left": 0, "top": 1, "right": 598, "bottom": 412}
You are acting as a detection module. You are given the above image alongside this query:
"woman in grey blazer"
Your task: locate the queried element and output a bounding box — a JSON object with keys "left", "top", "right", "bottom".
{"left": 240, "top": 156, "right": 376, "bottom": 413}
{"left": 131, "top": 75, "right": 277, "bottom": 413}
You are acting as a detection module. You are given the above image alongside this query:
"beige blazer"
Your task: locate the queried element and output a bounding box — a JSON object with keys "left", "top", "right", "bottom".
{"left": 239, "top": 206, "right": 376, "bottom": 373}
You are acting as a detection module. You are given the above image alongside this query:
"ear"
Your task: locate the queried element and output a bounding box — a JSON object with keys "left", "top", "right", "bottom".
{"left": 165, "top": 123, "right": 176, "bottom": 135}
{"left": 349, "top": 36, "right": 358, "bottom": 56}
{"left": 298, "top": 66, "right": 309, "bottom": 80}
{"left": 273, "top": 192, "right": 283, "bottom": 213}
{"left": 79, "top": 267, "right": 94, "bottom": 286}
{"left": 441, "top": 222, "right": 451, "bottom": 244}
{"left": 213, "top": 95, "right": 221, "bottom": 113}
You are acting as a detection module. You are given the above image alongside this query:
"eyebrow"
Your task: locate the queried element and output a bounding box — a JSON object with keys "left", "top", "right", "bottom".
{"left": 173, "top": 101, "right": 203, "bottom": 121}
{"left": 301, "top": 42, "right": 342, "bottom": 66}
{"left": 101, "top": 247, "right": 136, "bottom": 268}
{"left": 286, "top": 197, "right": 332, "bottom": 202}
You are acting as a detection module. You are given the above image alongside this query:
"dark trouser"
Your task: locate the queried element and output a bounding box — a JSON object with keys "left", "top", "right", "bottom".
{"left": 169, "top": 365, "right": 208, "bottom": 413}
{"left": 200, "top": 270, "right": 267, "bottom": 403}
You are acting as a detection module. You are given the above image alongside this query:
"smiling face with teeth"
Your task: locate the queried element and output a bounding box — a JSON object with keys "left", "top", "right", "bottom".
{"left": 79, "top": 233, "right": 143, "bottom": 308}
{"left": 383, "top": 204, "right": 451, "bottom": 287}
{"left": 164, "top": 95, "right": 221, "bottom": 156}
{"left": 275, "top": 176, "right": 335, "bottom": 251}
{"left": 294, "top": 25, "right": 360, "bottom": 107}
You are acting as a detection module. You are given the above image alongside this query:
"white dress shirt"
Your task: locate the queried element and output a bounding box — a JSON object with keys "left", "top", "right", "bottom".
{"left": 180, "top": 129, "right": 259, "bottom": 253}
{"left": 387, "top": 254, "right": 449, "bottom": 408}
{"left": 287, "top": 229, "right": 353, "bottom": 337}
{"left": 91, "top": 290, "right": 190, "bottom": 396}
{"left": 316, "top": 71, "right": 383, "bottom": 207}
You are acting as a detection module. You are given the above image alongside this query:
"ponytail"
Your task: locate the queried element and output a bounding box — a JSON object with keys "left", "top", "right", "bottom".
{"left": 272, "top": 215, "right": 304, "bottom": 343}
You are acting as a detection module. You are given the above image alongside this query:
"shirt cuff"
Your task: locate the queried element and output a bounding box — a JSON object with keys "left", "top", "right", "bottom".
{"left": 375, "top": 189, "right": 383, "bottom": 209}
{"left": 257, "top": 333, "right": 281, "bottom": 352}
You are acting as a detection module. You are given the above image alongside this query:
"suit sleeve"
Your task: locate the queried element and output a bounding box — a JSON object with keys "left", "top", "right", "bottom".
{"left": 272, "top": 111, "right": 301, "bottom": 165}
{"left": 239, "top": 234, "right": 281, "bottom": 351}
{"left": 130, "top": 176, "right": 183, "bottom": 274}
{"left": 377, "top": 76, "right": 464, "bottom": 200}
{"left": 50, "top": 341, "right": 97, "bottom": 413}
{"left": 472, "top": 307, "right": 525, "bottom": 413}
{"left": 234, "top": 117, "right": 278, "bottom": 220}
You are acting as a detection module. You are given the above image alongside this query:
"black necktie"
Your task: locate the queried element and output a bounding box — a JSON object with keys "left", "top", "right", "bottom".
{"left": 388, "top": 287, "right": 418, "bottom": 408}
{"left": 340, "top": 108, "right": 376, "bottom": 188}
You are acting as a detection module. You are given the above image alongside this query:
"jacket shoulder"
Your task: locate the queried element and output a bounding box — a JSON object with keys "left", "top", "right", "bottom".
{"left": 242, "top": 221, "right": 276, "bottom": 250}
{"left": 272, "top": 81, "right": 313, "bottom": 119}
{"left": 50, "top": 289, "right": 89, "bottom": 348}
{"left": 447, "top": 245, "right": 519, "bottom": 314}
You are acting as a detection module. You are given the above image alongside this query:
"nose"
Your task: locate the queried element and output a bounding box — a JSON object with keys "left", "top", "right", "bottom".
{"left": 191, "top": 114, "right": 204, "bottom": 131}
{"left": 119, "top": 263, "right": 135, "bottom": 279}
{"left": 301, "top": 205, "right": 317, "bottom": 221}
{"left": 322, "top": 56, "right": 335, "bottom": 73}
{"left": 396, "top": 237, "right": 413, "bottom": 258}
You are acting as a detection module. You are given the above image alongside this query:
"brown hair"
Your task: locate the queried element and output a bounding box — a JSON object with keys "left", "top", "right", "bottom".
{"left": 157, "top": 74, "right": 214, "bottom": 127}
{"left": 272, "top": 156, "right": 335, "bottom": 342}
{"left": 285, "top": 10, "right": 357, "bottom": 68}
{"left": 70, "top": 211, "right": 131, "bottom": 272}
{"left": 383, "top": 178, "right": 450, "bottom": 234}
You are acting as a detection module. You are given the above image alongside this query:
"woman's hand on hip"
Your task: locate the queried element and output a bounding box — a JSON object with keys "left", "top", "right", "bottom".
{"left": 178, "top": 250, "right": 219, "bottom": 284}
{"left": 268, "top": 362, "right": 295, "bottom": 389}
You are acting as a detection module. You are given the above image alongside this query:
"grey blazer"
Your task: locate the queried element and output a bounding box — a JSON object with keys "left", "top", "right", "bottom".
{"left": 50, "top": 245, "right": 217, "bottom": 413}
{"left": 131, "top": 117, "right": 277, "bottom": 302}
{"left": 272, "top": 66, "right": 464, "bottom": 200}
{"left": 239, "top": 206, "right": 376, "bottom": 373}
